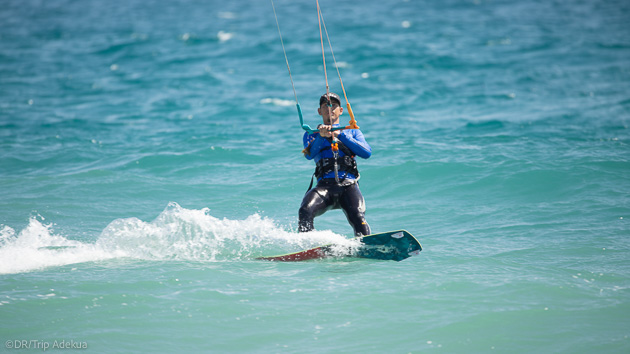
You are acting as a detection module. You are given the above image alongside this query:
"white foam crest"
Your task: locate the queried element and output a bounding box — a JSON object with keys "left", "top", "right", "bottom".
{"left": 217, "top": 30, "right": 233, "bottom": 42}
{"left": 96, "top": 202, "right": 348, "bottom": 261}
{"left": 260, "top": 98, "right": 294, "bottom": 107}
{"left": 0, "top": 218, "right": 120, "bottom": 275}
{"left": 0, "top": 203, "right": 352, "bottom": 274}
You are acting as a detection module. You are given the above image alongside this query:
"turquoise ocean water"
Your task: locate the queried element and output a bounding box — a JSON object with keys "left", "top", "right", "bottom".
{"left": 1, "top": 0, "right": 629, "bottom": 352}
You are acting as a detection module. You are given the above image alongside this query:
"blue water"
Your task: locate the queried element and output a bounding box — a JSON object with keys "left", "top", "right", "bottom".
{"left": 1, "top": 0, "right": 629, "bottom": 352}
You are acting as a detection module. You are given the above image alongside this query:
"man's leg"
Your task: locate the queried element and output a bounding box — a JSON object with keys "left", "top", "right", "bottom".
{"left": 298, "top": 186, "right": 333, "bottom": 232}
{"left": 339, "top": 183, "right": 371, "bottom": 236}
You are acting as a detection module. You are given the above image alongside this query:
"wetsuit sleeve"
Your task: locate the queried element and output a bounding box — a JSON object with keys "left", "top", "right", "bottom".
{"left": 338, "top": 129, "right": 371, "bottom": 159}
{"left": 303, "top": 132, "right": 328, "bottom": 160}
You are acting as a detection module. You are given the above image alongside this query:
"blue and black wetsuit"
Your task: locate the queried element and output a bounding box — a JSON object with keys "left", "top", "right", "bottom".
{"left": 299, "top": 124, "right": 372, "bottom": 236}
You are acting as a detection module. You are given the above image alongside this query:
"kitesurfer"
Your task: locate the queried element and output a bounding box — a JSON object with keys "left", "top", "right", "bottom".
{"left": 299, "top": 92, "right": 372, "bottom": 236}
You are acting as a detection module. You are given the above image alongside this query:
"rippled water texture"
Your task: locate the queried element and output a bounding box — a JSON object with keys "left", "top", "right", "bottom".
{"left": 1, "top": 0, "right": 629, "bottom": 352}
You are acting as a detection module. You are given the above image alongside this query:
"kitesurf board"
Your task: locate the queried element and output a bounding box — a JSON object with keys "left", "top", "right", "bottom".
{"left": 256, "top": 230, "right": 422, "bottom": 262}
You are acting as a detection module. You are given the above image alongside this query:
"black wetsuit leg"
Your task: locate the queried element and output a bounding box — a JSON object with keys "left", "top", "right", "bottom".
{"left": 299, "top": 181, "right": 370, "bottom": 236}
{"left": 339, "top": 183, "right": 371, "bottom": 236}
{"left": 298, "top": 185, "right": 335, "bottom": 232}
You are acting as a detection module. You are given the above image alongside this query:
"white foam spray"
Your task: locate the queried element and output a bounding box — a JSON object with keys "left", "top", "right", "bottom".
{"left": 0, "top": 202, "right": 355, "bottom": 274}
{"left": 0, "top": 217, "right": 121, "bottom": 275}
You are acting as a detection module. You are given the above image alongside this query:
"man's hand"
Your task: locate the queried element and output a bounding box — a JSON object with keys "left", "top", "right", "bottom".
{"left": 318, "top": 125, "right": 340, "bottom": 138}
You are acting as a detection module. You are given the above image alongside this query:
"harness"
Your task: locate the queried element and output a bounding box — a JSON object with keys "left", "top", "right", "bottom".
{"left": 307, "top": 140, "right": 360, "bottom": 191}
{"left": 315, "top": 155, "right": 358, "bottom": 180}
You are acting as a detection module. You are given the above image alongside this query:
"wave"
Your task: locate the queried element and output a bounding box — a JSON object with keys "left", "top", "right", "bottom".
{"left": 0, "top": 202, "right": 356, "bottom": 275}
{"left": 0, "top": 219, "right": 119, "bottom": 275}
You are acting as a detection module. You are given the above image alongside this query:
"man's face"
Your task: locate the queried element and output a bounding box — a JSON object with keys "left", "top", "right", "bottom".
{"left": 318, "top": 100, "right": 343, "bottom": 124}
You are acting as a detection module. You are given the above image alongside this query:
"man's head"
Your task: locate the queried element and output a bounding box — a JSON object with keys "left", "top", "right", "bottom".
{"left": 319, "top": 92, "right": 341, "bottom": 107}
{"left": 318, "top": 92, "right": 343, "bottom": 124}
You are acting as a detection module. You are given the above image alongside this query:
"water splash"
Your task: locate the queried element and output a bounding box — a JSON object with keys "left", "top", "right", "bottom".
{"left": 0, "top": 216, "right": 120, "bottom": 275}
{"left": 0, "top": 203, "right": 352, "bottom": 274}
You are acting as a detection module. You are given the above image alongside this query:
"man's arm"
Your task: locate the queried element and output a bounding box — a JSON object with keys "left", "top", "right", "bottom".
{"left": 338, "top": 129, "right": 371, "bottom": 159}
{"left": 303, "top": 131, "right": 328, "bottom": 160}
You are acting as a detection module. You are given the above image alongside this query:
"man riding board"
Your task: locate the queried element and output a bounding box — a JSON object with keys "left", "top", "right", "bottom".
{"left": 299, "top": 92, "right": 372, "bottom": 236}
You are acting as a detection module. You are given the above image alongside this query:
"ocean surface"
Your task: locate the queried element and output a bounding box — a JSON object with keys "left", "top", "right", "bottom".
{"left": 1, "top": 0, "right": 629, "bottom": 352}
